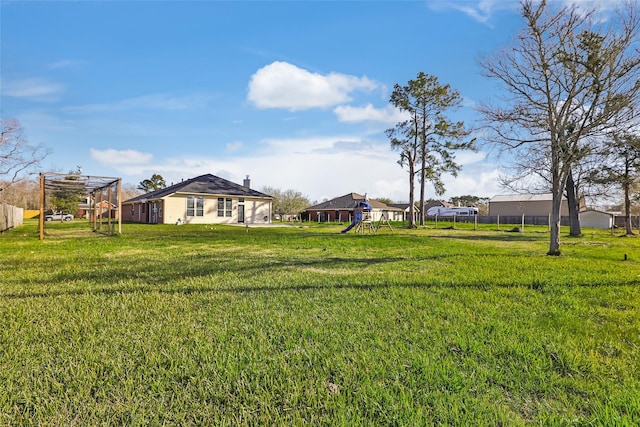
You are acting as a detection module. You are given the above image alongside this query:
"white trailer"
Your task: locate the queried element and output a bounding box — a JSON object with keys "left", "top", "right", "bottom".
{"left": 426, "top": 206, "right": 478, "bottom": 216}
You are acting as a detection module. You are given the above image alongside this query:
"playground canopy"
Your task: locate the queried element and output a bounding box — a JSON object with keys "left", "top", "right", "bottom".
{"left": 39, "top": 172, "right": 122, "bottom": 240}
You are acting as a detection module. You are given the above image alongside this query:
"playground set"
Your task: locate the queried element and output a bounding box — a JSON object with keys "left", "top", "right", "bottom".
{"left": 341, "top": 200, "right": 394, "bottom": 234}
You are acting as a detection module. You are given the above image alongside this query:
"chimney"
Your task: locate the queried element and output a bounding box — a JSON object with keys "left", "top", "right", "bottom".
{"left": 243, "top": 175, "right": 251, "bottom": 188}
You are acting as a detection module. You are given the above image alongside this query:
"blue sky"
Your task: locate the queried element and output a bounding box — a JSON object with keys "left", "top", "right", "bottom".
{"left": 0, "top": 0, "right": 622, "bottom": 202}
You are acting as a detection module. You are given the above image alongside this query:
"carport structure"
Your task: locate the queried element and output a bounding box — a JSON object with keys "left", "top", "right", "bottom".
{"left": 39, "top": 172, "right": 122, "bottom": 240}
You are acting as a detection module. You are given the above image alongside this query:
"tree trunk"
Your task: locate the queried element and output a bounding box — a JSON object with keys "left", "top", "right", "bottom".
{"left": 565, "top": 170, "right": 582, "bottom": 236}
{"left": 408, "top": 164, "right": 416, "bottom": 228}
{"left": 624, "top": 157, "right": 634, "bottom": 235}
{"left": 548, "top": 148, "right": 566, "bottom": 256}
{"left": 549, "top": 188, "right": 563, "bottom": 255}
{"left": 418, "top": 170, "right": 425, "bottom": 226}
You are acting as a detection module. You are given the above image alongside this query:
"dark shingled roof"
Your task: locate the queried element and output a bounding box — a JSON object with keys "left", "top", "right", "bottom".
{"left": 305, "top": 193, "right": 402, "bottom": 211}
{"left": 123, "top": 174, "right": 273, "bottom": 203}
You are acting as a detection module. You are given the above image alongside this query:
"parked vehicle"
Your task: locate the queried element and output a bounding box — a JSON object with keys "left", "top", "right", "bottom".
{"left": 45, "top": 212, "right": 74, "bottom": 222}
{"left": 426, "top": 207, "right": 478, "bottom": 216}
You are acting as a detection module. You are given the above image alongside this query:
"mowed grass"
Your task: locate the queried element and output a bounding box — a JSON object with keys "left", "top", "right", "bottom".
{"left": 1, "top": 220, "right": 639, "bottom": 425}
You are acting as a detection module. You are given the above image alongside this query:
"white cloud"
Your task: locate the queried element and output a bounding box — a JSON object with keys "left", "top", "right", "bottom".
{"left": 48, "top": 59, "right": 87, "bottom": 70}
{"left": 247, "top": 61, "right": 378, "bottom": 111}
{"left": 106, "top": 134, "right": 501, "bottom": 204}
{"left": 431, "top": 0, "right": 626, "bottom": 24}
{"left": 260, "top": 135, "right": 352, "bottom": 154}
{"left": 64, "top": 93, "right": 212, "bottom": 114}
{"left": 441, "top": 167, "right": 503, "bottom": 198}
{"left": 428, "top": 0, "right": 517, "bottom": 24}
{"left": 90, "top": 148, "right": 153, "bottom": 165}
{"left": 2, "top": 78, "right": 64, "bottom": 100}
{"left": 454, "top": 150, "right": 488, "bottom": 166}
{"left": 562, "top": 0, "right": 625, "bottom": 12}
{"left": 226, "top": 141, "right": 243, "bottom": 153}
{"left": 334, "top": 104, "right": 409, "bottom": 124}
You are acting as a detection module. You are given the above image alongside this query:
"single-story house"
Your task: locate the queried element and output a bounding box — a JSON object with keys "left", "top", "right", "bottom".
{"left": 304, "top": 193, "right": 403, "bottom": 222}
{"left": 579, "top": 209, "right": 615, "bottom": 229}
{"left": 76, "top": 198, "right": 118, "bottom": 220}
{"left": 489, "top": 193, "right": 573, "bottom": 216}
{"left": 121, "top": 174, "right": 273, "bottom": 225}
{"left": 387, "top": 203, "right": 419, "bottom": 222}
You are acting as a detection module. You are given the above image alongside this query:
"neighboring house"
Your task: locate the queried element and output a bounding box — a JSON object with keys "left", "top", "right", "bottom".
{"left": 579, "top": 209, "right": 615, "bottom": 229}
{"left": 303, "top": 193, "right": 403, "bottom": 222}
{"left": 76, "top": 198, "right": 118, "bottom": 220}
{"left": 489, "top": 193, "right": 573, "bottom": 216}
{"left": 121, "top": 174, "right": 273, "bottom": 225}
{"left": 387, "top": 203, "right": 419, "bottom": 222}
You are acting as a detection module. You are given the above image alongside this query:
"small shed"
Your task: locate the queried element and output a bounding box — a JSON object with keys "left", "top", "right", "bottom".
{"left": 579, "top": 209, "right": 615, "bottom": 229}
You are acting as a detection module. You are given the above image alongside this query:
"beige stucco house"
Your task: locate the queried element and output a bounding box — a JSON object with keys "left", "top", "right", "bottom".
{"left": 122, "top": 174, "right": 273, "bottom": 225}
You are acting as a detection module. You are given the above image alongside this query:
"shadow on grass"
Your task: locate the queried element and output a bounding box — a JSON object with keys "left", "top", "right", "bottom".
{"left": 11, "top": 247, "right": 534, "bottom": 291}
{"left": 4, "top": 275, "right": 639, "bottom": 300}
{"left": 431, "top": 232, "right": 549, "bottom": 242}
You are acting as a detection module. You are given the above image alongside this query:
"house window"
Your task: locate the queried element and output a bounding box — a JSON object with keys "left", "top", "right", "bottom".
{"left": 217, "top": 198, "right": 232, "bottom": 217}
{"left": 226, "top": 198, "right": 232, "bottom": 217}
{"left": 187, "top": 196, "right": 204, "bottom": 217}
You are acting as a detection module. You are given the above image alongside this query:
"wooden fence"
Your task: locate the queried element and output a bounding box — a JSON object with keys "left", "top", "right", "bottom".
{"left": 0, "top": 202, "right": 24, "bottom": 233}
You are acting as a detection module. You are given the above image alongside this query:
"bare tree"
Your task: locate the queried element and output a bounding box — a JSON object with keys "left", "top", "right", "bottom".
{"left": 261, "top": 186, "right": 310, "bottom": 220}
{"left": 594, "top": 132, "right": 640, "bottom": 235}
{"left": 121, "top": 182, "right": 143, "bottom": 201}
{"left": 499, "top": 143, "right": 586, "bottom": 236}
{"left": 0, "top": 179, "right": 40, "bottom": 208}
{"left": 1, "top": 119, "right": 49, "bottom": 193}
{"left": 479, "top": 0, "right": 640, "bottom": 255}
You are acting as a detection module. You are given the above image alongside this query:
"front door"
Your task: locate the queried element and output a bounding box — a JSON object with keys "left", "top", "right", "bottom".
{"left": 238, "top": 204, "right": 245, "bottom": 223}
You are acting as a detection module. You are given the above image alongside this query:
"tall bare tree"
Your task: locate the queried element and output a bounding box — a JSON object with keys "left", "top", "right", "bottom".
{"left": 479, "top": 0, "right": 640, "bottom": 255}
{"left": 1, "top": 119, "right": 48, "bottom": 193}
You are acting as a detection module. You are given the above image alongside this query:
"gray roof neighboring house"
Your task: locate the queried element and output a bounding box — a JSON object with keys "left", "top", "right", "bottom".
{"left": 305, "top": 193, "right": 402, "bottom": 212}
{"left": 388, "top": 203, "right": 419, "bottom": 212}
{"left": 123, "top": 174, "right": 273, "bottom": 204}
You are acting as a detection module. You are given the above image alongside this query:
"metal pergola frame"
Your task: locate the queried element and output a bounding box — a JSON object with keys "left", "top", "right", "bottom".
{"left": 39, "top": 172, "right": 122, "bottom": 240}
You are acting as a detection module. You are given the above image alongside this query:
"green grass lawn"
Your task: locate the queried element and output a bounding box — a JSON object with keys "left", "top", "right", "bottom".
{"left": 1, "top": 220, "right": 639, "bottom": 425}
